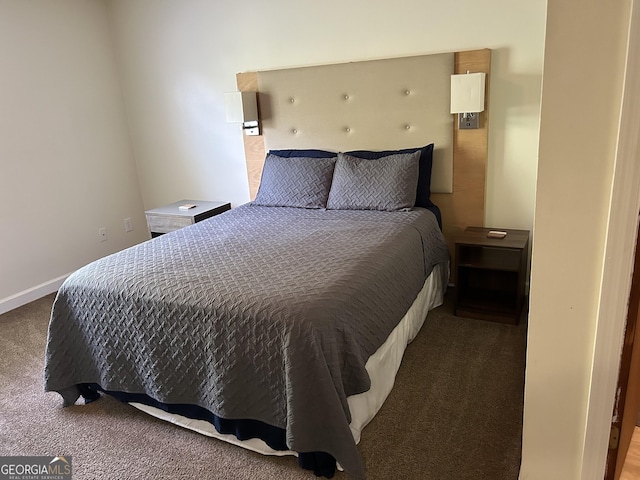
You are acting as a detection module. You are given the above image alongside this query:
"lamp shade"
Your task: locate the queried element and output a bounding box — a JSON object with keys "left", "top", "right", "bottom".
{"left": 450, "top": 73, "right": 486, "bottom": 114}
{"left": 225, "top": 91, "right": 258, "bottom": 123}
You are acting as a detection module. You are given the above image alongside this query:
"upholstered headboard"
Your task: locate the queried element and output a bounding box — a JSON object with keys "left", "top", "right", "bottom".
{"left": 236, "top": 48, "right": 491, "bottom": 256}
{"left": 257, "top": 53, "right": 454, "bottom": 194}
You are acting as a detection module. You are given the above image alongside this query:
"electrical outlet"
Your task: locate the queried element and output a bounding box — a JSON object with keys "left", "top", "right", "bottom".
{"left": 98, "top": 227, "right": 108, "bottom": 242}
{"left": 124, "top": 217, "right": 133, "bottom": 232}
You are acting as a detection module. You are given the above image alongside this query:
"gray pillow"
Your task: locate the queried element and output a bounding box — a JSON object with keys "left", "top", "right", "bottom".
{"left": 253, "top": 153, "right": 337, "bottom": 208}
{"left": 327, "top": 151, "right": 420, "bottom": 211}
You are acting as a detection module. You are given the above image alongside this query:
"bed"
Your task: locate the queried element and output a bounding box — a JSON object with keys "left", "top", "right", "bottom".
{"left": 44, "top": 147, "right": 448, "bottom": 478}
{"left": 44, "top": 49, "right": 491, "bottom": 479}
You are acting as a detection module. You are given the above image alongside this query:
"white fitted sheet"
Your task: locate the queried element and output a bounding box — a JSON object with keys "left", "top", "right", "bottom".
{"left": 131, "top": 262, "right": 448, "bottom": 457}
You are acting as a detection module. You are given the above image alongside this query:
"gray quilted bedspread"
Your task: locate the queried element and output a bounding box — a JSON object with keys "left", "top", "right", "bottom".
{"left": 44, "top": 204, "right": 449, "bottom": 479}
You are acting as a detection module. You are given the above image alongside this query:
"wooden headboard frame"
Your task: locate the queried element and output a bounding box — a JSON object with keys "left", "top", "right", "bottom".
{"left": 236, "top": 48, "right": 490, "bottom": 257}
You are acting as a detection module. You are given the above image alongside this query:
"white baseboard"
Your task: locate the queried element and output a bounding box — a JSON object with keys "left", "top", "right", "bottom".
{"left": 0, "top": 274, "right": 69, "bottom": 316}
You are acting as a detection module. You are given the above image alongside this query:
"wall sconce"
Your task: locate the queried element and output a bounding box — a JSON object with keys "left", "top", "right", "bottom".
{"left": 450, "top": 72, "right": 486, "bottom": 129}
{"left": 224, "top": 91, "right": 260, "bottom": 136}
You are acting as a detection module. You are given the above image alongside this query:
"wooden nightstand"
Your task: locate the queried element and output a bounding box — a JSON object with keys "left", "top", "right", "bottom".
{"left": 454, "top": 227, "right": 530, "bottom": 324}
{"left": 145, "top": 199, "right": 231, "bottom": 238}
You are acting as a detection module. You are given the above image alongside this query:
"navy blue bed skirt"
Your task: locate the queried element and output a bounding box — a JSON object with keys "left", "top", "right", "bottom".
{"left": 78, "top": 384, "right": 336, "bottom": 478}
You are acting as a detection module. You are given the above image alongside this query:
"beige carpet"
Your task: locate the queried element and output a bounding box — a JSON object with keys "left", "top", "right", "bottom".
{"left": 0, "top": 291, "right": 525, "bottom": 479}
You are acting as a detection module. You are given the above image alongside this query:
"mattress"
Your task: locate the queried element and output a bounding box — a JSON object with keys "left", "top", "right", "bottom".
{"left": 130, "top": 261, "right": 448, "bottom": 459}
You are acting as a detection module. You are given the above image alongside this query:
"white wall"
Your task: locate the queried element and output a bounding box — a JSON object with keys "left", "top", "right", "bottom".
{"left": 521, "top": 0, "right": 634, "bottom": 478}
{"left": 108, "top": 0, "right": 547, "bottom": 234}
{"left": 0, "top": 1, "right": 148, "bottom": 313}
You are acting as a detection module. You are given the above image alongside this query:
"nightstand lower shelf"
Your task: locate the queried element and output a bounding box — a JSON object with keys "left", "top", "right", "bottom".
{"left": 455, "top": 288, "right": 521, "bottom": 323}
